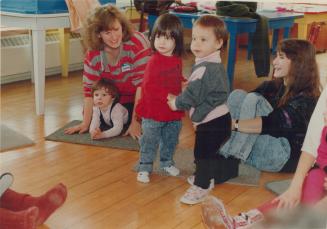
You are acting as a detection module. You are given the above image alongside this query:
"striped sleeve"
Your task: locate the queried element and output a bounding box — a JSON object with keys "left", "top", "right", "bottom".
{"left": 129, "top": 32, "right": 151, "bottom": 86}
{"left": 83, "top": 51, "right": 102, "bottom": 97}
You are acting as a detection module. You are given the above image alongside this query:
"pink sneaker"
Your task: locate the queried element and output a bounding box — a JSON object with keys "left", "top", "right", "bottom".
{"left": 232, "top": 209, "right": 264, "bottom": 229}
{"left": 201, "top": 196, "right": 264, "bottom": 229}
{"left": 202, "top": 196, "right": 234, "bottom": 229}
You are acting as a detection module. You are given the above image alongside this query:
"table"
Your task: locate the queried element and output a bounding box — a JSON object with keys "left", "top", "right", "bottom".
{"left": 1, "top": 11, "right": 71, "bottom": 115}
{"left": 148, "top": 11, "right": 303, "bottom": 87}
{"left": 295, "top": 12, "right": 327, "bottom": 39}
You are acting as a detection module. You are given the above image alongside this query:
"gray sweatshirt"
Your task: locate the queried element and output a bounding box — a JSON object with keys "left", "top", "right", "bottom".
{"left": 175, "top": 51, "right": 229, "bottom": 123}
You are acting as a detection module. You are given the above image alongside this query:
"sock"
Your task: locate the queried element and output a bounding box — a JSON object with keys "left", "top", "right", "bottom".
{"left": 0, "top": 206, "right": 39, "bottom": 229}
{"left": 0, "top": 183, "right": 67, "bottom": 225}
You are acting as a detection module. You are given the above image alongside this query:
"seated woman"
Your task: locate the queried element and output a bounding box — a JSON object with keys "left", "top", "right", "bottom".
{"left": 220, "top": 39, "right": 321, "bottom": 173}
{"left": 201, "top": 86, "right": 327, "bottom": 229}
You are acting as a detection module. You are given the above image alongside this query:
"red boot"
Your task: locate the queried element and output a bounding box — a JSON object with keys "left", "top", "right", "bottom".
{"left": 0, "top": 183, "right": 67, "bottom": 225}
{"left": 0, "top": 206, "right": 39, "bottom": 229}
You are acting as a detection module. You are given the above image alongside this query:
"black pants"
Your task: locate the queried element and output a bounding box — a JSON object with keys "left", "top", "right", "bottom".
{"left": 193, "top": 113, "right": 239, "bottom": 189}
{"left": 122, "top": 102, "right": 134, "bottom": 127}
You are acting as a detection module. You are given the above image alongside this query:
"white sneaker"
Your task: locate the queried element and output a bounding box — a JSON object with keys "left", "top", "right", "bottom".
{"left": 187, "top": 175, "right": 215, "bottom": 189}
{"left": 137, "top": 171, "right": 150, "bottom": 183}
{"left": 180, "top": 185, "right": 210, "bottom": 205}
{"left": 163, "top": 165, "right": 180, "bottom": 176}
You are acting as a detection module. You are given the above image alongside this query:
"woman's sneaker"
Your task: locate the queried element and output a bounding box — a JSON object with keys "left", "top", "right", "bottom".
{"left": 137, "top": 171, "right": 150, "bottom": 183}
{"left": 187, "top": 175, "right": 215, "bottom": 189}
{"left": 180, "top": 185, "right": 210, "bottom": 205}
{"left": 163, "top": 165, "right": 180, "bottom": 176}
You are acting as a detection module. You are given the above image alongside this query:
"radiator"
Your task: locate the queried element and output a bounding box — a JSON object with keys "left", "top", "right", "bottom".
{"left": 0, "top": 31, "right": 84, "bottom": 84}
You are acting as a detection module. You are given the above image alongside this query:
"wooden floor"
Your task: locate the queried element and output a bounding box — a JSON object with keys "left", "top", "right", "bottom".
{"left": 1, "top": 48, "right": 295, "bottom": 229}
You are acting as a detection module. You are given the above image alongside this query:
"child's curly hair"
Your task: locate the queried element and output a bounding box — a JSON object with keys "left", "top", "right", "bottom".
{"left": 92, "top": 78, "right": 120, "bottom": 102}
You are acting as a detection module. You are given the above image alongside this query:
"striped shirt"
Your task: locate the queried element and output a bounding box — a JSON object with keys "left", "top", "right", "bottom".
{"left": 83, "top": 32, "right": 151, "bottom": 104}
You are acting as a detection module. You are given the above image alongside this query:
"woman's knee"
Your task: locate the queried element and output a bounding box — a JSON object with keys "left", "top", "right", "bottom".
{"left": 228, "top": 89, "right": 247, "bottom": 104}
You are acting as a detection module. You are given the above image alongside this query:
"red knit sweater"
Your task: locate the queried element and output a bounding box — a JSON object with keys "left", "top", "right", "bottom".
{"left": 136, "top": 52, "right": 184, "bottom": 121}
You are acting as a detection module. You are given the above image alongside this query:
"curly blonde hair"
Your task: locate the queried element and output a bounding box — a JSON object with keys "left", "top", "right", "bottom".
{"left": 84, "top": 5, "right": 134, "bottom": 50}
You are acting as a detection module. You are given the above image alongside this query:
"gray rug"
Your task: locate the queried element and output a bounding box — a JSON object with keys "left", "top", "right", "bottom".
{"left": 265, "top": 179, "right": 291, "bottom": 195}
{"left": 227, "top": 163, "right": 261, "bottom": 186}
{"left": 0, "top": 124, "right": 35, "bottom": 152}
{"left": 45, "top": 120, "right": 139, "bottom": 151}
{"left": 134, "top": 148, "right": 261, "bottom": 186}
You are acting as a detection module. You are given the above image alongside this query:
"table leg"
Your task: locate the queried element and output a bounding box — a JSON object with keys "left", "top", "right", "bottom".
{"left": 297, "top": 22, "right": 308, "bottom": 40}
{"left": 58, "top": 28, "right": 70, "bottom": 77}
{"left": 32, "top": 29, "right": 45, "bottom": 115}
{"left": 247, "top": 32, "right": 253, "bottom": 60}
{"left": 272, "top": 29, "right": 279, "bottom": 55}
{"left": 29, "top": 30, "right": 35, "bottom": 83}
{"left": 283, "top": 27, "right": 290, "bottom": 38}
{"left": 227, "top": 35, "right": 237, "bottom": 88}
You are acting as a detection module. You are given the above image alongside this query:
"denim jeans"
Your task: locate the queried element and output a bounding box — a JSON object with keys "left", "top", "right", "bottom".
{"left": 220, "top": 89, "right": 291, "bottom": 172}
{"left": 137, "top": 118, "right": 182, "bottom": 172}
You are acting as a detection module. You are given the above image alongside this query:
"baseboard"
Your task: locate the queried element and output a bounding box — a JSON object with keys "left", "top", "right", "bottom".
{"left": 1, "top": 62, "right": 83, "bottom": 85}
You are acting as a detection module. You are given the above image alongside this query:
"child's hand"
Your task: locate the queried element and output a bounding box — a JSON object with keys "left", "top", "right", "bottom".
{"left": 167, "top": 94, "right": 177, "bottom": 111}
{"left": 272, "top": 185, "right": 301, "bottom": 209}
{"left": 182, "top": 80, "right": 188, "bottom": 89}
{"left": 90, "top": 127, "right": 103, "bottom": 139}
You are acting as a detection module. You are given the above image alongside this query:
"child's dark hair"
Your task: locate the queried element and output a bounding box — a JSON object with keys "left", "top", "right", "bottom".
{"left": 92, "top": 78, "right": 120, "bottom": 102}
{"left": 150, "top": 13, "right": 184, "bottom": 56}
{"left": 194, "top": 15, "right": 228, "bottom": 43}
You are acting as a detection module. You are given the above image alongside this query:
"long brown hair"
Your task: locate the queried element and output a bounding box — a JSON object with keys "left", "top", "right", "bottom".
{"left": 277, "top": 39, "right": 320, "bottom": 106}
{"left": 84, "top": 5, "right": 134, "bottom": 50}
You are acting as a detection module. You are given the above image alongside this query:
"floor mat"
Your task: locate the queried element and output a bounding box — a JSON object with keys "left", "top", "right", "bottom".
{"left": 134, "top": 148, "right": 261, "bottom": 186}
{"left": 1, "top": 125, "right": 35, "bottom": 152}
{"left": 45, "top": 120, "right": 139, "bottom": 151}
{"left": 265, "top": 179, "right": 291, "bottom": 195}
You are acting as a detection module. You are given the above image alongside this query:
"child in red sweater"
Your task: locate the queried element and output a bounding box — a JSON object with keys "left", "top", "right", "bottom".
{"left": 135, "top": 13, "right": 185, "bottom": 183}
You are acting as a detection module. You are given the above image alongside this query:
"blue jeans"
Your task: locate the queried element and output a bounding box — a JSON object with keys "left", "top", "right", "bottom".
{"left": 219, "top": 90, "right": 291, "bottom": 172}
{"left": 137, "top": 118, "right": 182, "bottom": 172}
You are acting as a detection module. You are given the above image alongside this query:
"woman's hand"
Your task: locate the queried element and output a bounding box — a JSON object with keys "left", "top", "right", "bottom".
{"left": 272, "top": 185, "right": 302, "bottom": 209}
{"left": 124, "top": 119, "right": 141, "bottom": 140}
{"left": 64, "top": 122, "right": 89, "bottom": 134}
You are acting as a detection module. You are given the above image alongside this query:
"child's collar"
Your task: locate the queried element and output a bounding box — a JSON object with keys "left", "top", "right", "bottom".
{"left": 195, "top": 51, "right": 221, "bottom": 65}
